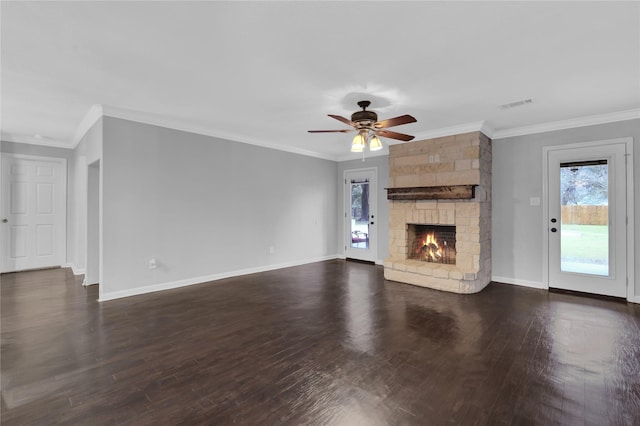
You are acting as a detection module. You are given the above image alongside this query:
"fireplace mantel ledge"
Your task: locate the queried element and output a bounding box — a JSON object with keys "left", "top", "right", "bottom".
{"left": 386, "top": 185, "right": 476, "bottom": 201}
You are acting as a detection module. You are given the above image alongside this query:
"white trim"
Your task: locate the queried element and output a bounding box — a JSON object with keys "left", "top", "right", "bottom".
{"left": 493, "top": 109, "right": 640, "bottom": 139}
{"left": 98, "top": 255, "right": 339, "bottom": 302}
{"left": 629, "top": 296, "right": 640, "bottom": 304}
{"left": 99, "top": 105, "right": 336, "bottom": 161}
{"left": 63, "top": 263, "right": 85, "bottom": 276}
{"left": 0, "top": 152, "right": 66, "bottom": 163}
{"left": 624, "top": 140, "right": 635, "bottom": 303}
{"left": 542, "top": 137, "right": 635, "bottom": 301}
{"left": 343, "top": 167, "right": 378, "bottom": 263}
{"left": 72, "top": 104, "right": 103, "bottom": 148}
{"left": 412, "top": 120, "right": 488, "bottom": 141}
{"left": 541, "top": 145, "right": 550, "bottom": 290}
{"left": 5, "top": 105, "right": 639, "bottom": 161}
{"left": 0, "top": 133, "right": 72, "bottom": 149}
{"left": 492, "top": 276, "right": 546, "bottom": 290}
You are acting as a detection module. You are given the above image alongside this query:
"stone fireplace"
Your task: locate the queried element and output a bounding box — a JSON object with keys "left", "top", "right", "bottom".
{"left": 384, "top": 131, "right": 491, "bottom": 294}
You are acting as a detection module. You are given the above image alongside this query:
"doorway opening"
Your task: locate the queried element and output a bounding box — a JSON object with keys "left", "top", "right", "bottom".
{"left": 85, "top": 161, "right": 100, "bottom": 287}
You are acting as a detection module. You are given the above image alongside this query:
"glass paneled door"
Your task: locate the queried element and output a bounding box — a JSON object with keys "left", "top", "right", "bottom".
{"left": 547, "top": 142, "right": 627, "bottom": 298}
{"left": 344, "top": 168, "right": 377, "bottom": 262}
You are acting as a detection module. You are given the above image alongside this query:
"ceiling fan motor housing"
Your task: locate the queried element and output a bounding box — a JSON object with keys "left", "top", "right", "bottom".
{"left": 351, "top": 110, "right": 378, "bottom": 123}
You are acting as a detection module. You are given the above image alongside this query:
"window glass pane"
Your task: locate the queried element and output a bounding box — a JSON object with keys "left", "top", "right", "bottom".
{"left": 560, "top": 162, "right": 609, "bottom": 276}
{"left": 350, "top": 181, "right": 369, "bottom": 249}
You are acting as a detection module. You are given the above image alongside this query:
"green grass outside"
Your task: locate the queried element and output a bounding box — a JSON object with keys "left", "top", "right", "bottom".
{"left": 561, "top": 224, "right": 608, "bottom": 264}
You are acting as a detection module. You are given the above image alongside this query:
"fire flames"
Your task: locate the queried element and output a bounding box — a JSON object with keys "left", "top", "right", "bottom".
{"left": 420, "top": 232, "right": 443, "bottom": 262}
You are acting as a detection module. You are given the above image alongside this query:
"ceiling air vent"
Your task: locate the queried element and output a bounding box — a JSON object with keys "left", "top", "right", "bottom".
{"left": 500, "top": 98, "right": 533, "bottom": 110}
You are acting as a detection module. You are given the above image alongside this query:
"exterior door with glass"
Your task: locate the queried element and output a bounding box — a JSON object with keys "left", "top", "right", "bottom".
{"left": 546, "top": 142, "right": 628, "bottom": 298}
{"left": 344, "top": 168, "right": 377, "bottom": 262}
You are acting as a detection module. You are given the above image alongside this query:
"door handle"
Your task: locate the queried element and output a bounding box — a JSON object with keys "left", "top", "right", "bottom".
{"left": 370, "top": 221, "right": 374, "bottom": 225}
{"left": 550, "top": 218, "right": 557, "bottom": 223}
{"left": 550, "top": 227, "right": 557, "bottom": 232}
{"left": 1, "top": 219, "right": 7, "bottom": 223}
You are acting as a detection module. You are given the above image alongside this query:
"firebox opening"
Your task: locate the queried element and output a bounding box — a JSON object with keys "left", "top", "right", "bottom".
{"left": 407, "top": 224, "right": 456, "bottom": 264}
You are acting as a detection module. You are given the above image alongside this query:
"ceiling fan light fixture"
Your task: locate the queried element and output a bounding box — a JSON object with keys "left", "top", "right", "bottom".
{"left": 351, "top": 131, "right": 366, "bottom": 152}
{"left": 369, "top": 134, "right": 382, "bottom": 151}
{"left": 308, "top": 100, "right": 416, "bottom": 155}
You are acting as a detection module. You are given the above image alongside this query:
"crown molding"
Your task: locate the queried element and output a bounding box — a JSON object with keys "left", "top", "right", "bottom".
{"left": 411, "top": 121, "right": 488, "bottom": 141}
{"left": 8, "top": 106, "right": 639, "bottom": 160}
{"left": 0, "top": 132, "right": 72, "bottom": 149}
{"left": 72, "top": 104, "right": 104, "bottom": 148}
{"left": 492, "top": 109, "right": 640, "bottom": 139}
{"left": 94, "top": 104, "right": 337, "bottom": 161}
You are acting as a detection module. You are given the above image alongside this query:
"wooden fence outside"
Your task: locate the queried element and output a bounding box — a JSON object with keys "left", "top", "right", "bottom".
{"left": 562, "top": 205, "right": 608, "bottom": 225}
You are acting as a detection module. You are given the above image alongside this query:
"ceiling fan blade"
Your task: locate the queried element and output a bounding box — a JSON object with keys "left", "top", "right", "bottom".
{"left": 308, "top": 129, "right": 353, "bottom": 133}
{"left": 328, "top": 114, "right": 355, "bottom": 126}
{"left": 375, "top": 129, "right": 415, "bottom": 141}
{"left": 375, "top": 114, "right": 417, "bottom": 129}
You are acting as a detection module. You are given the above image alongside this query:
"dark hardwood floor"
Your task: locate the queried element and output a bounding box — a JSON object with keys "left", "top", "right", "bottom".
{"left": 2, "top": 260, "right": 639, "bottom": 425}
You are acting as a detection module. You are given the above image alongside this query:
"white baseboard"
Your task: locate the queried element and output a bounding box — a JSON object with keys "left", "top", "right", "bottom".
{"left": 98, "top": 255, "right": 340, "bottom": 302}
{"left": 494, "top": 276, "right": 640, "bottom": 303}
{"left": 492, "top": 276, "right": 547, "bottom": 290}
{"left": 64, "top": 263, "right": 86, "bottom": 276}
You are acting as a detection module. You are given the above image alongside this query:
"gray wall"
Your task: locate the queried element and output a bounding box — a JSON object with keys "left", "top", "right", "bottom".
{"left": 336, "top": 155, "right": 390, "bottom": 263}
{"left": 492, "top": 119, "right": 639, "bottom": 298}
{"left": 3, "top": 117, "right": 638, "bottom": 301}
{"left": 100, "top": 117, "right": 338, "bottom": 297}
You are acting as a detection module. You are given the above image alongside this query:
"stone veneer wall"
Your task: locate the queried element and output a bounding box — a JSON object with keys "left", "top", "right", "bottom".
{"left": 384, "top": 132, "right": 492, "bottom": 294}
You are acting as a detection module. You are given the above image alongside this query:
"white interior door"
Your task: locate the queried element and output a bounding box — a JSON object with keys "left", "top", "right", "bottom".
{"left": 1, "top": 154, "right": 66, "bottom": 272}
{"left": 344, "top": 168, "right": 377, "bottom": 262}
{"left": 546, "top": 142, "right": 627, "bottom": 297}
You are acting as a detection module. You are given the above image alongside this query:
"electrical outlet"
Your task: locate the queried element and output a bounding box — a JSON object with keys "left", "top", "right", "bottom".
{"left": 149, "top": 258, "right": 157, "bottom": 269}
{"left": 269, "top": 246, "right": 275, "bottom": 255}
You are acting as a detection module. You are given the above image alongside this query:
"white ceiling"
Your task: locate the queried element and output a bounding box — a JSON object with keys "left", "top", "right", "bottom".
{"left": 2, "top": 1, "right": 639, "bottom": 161}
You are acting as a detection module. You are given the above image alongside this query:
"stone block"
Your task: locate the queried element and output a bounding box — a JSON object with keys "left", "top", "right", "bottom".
{"left": 464, "top": 272, "right": 478, "bottom": 281}
{"left": 455, "top": 253, "right": 473, "bottom": 271}
{"left": 433, "top": 267, "right": 449, "bottom": 279}
{"left": 463, "top": 146, "right": 481, "bottom": 159}
{"left": 418, "top": 174, "right": 437, "bottom": 186}
{"left": 449, "top": 270, "right": 463, "bottom": 280}
{"left": 416, "top": 200, "right": 437, "bottom": 210}
{"left": 427, "top": 136, "right": 453, "bottom": 146}
{"left": 396, "top": 175, "right": 420, "bottom": 187}
{"left": 455, "top": 159, "right": 472, "bottom": 171}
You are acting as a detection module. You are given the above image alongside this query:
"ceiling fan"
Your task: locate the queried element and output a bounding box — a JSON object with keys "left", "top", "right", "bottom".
{"left": 308, "top": 100, "right": 417, "bottom": 152}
